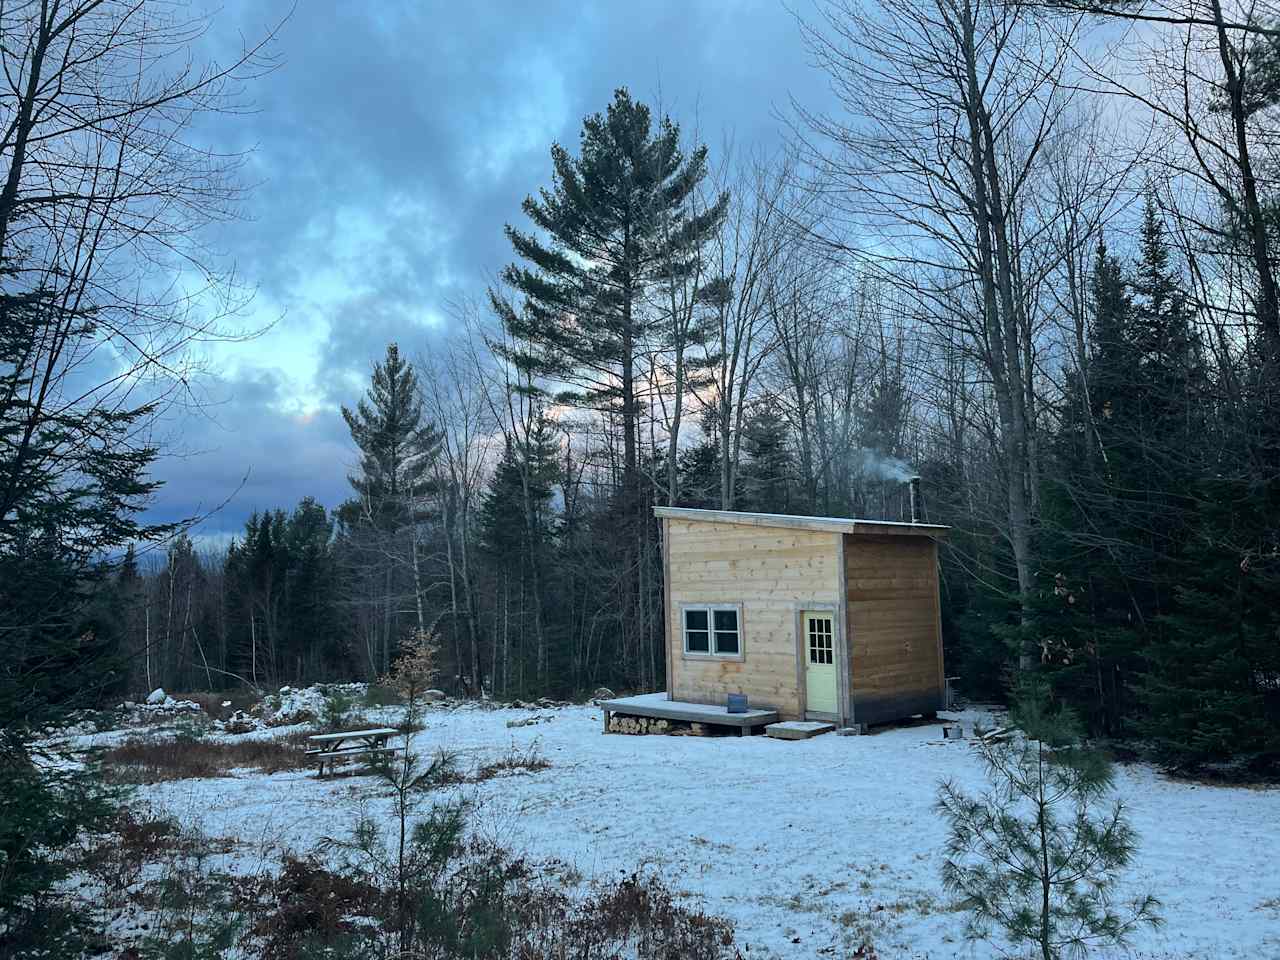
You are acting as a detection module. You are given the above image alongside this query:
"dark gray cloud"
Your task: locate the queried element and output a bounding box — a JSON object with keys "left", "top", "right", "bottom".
{"left": 149, "top": 0, "right": 830, "bottom": 539}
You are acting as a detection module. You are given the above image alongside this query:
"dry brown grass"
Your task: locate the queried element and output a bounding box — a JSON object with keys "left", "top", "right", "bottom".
{"left": 473, "top": 741, "right": 550, "bottom": 782}
{"left": 101, "top": 736, "right": 310, "bottom": 783}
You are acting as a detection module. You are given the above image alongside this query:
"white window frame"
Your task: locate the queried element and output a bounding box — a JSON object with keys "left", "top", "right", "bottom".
{"left": 680, "top": 603, "right": 744, "bottom": 661}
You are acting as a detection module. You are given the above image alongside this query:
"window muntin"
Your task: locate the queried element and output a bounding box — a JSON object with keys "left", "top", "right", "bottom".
{"left": 807, "top": 615, "right": 833, "bottom": 664}
{"left": 682, "top": 605, "right": 742, "bottom": 658}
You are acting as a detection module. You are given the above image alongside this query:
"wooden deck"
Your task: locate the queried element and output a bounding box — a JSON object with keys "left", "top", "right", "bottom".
{"left": 600, "top": 692, "right": 778, "bottom": 736}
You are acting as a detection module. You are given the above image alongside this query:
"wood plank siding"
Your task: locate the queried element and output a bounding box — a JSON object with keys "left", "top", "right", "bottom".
{"left": 666, "top": 519, "right": 840, "bottom": 719}
{"left": 844, "top": 534, "right": 945, "bottom": 725}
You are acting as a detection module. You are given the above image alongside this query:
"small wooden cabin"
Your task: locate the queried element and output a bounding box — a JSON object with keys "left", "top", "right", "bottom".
{"left": 654, "top": 507, "right": 949, "bottom": 728}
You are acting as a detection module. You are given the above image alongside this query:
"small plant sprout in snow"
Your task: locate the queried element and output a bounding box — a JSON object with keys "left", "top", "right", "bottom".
{"left": 935, "top": 680, "right": 1161, "bottom": 960}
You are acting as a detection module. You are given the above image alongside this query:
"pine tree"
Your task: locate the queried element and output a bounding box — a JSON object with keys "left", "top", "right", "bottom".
{"left": 492, "top": 88, "right": 727, "bottom": 521}
{"left": 490, "top": 89, "right": 725, "bottom": 693}
{"left": 937, "top": 681, "right": 1161, "bottom": 960}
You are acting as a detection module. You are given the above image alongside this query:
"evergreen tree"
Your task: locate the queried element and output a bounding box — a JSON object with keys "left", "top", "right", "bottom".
{"left": 342, "top": 343, "right": 442, "bottom": 522}
{"left": 673, "top": 408, "right": 726, "bottom": 509}
{"left": 284, "top": 497, "right": 344, "bottom": 677}
{"left": 738, "top": 407, "right": 793, "bottom": 513}
{"left": 1035, "top": 201, "right": 1208, "bottom": 739}
{"left": 478, "top": 416, "right": 560, "bottom": 695}
{"left": 0, "top": 269, "right": 166, "bottom": 922}
{"left": 1032, "top": 238, "right": 1140, "bottom": 734}
{"left": 491, "top": 88, "right": 725, "bottom": 694}
{"left": 937, "top": 682, "right": 1161, "bottom": 960}
{"left": 675, "top": 439, "right": 722, "bottom": 509}
{"left": 1140, "top": 497, "right": 1280, "bottom": 776}
{"left": 492, "top": 88, "right": 727, "bottom": 522}
{"left": 340, "top": 343, "right": 442, "bottom": 674}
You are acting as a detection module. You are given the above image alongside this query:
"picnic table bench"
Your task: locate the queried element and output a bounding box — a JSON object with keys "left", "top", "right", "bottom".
{"left": 306, "top": 727, "right": 401, "bottom": 776}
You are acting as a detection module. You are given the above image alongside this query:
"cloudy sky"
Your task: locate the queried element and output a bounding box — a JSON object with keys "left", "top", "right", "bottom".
{"left": 156, "top": 1, "right": 832, "bottom": 542}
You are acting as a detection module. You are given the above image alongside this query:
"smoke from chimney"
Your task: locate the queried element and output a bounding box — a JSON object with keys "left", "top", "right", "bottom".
{"left": 851, "top": 448, "right": 917, "bottom": 483}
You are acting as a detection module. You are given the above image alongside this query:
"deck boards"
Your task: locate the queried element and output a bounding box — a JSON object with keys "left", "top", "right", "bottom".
{"left": 599, "top": 692, "right": 778, "bottom": 728}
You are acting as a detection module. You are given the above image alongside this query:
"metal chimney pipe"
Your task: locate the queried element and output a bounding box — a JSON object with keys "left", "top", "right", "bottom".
{"left": 908, "top": 475, "right": 922, "bottom": 524}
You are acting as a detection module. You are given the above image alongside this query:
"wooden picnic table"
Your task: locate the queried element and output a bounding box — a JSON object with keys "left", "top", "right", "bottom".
{"left": 306, "top": 726, "right": 401, "bottom": 776}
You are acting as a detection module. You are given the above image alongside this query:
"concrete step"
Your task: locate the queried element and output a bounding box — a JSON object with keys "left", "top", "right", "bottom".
{"left": 765, "top": 721, "right": 836, "bottom": 740}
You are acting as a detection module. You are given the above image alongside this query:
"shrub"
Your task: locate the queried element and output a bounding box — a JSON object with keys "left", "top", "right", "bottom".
{"left": 318, "top": 809, "right": 738, "bottom": 960}
{"left": 362, "top": 684, "right": 404, "bottom": 709}
{"left": 80, "top": 806, "right": 187, "bottom": 899}
{"left": 0, "top": 751, "right": 118, "bottom": 926}
{"left": 319, "top": 688, "right": 365, "bottom": 732}
{"left": 250, "top": 856, "right": 383, "bottom": 960}
{"left": 171, "top": 713, "right": 214, "bottom": 743}
{"left": 564, "top": 872, "right": 737, "bottom": 960}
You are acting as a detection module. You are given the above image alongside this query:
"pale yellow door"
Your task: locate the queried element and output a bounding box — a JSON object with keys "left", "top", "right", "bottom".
{"left": 803, "top": 612, "right": 838, "bottom": 716}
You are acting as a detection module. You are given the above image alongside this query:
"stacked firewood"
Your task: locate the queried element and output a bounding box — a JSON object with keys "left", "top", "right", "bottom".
{"left": 607, "top": 714, "right": 683, "bottom": 735}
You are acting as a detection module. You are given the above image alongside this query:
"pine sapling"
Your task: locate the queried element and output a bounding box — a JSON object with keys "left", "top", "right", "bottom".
{"left": 936, "top": 681, "right": 1160, "bottom": 960}
{"left": 321, "top": 625, "right": 463, "bottom": 955}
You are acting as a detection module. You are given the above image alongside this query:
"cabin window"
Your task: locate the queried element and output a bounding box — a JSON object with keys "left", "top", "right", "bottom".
{"left": 713, "top": 609, "right": 740, "bottom": 654}
{"left": 682, "top": 605, "right": 742, "bottom": 658}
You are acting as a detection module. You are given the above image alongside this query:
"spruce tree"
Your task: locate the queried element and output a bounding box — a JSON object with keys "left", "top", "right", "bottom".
{"left": 340, "top": 343, "right": 442, "bottom": 674}
{"left": 342, "top": 343, "right": 442, "bottom": 523}
{"left": 1035, "top": 200, "right": 1208, "bottom": 740}
{"left": 738, "top": 407, "right": 793, "bottom": 513}
{"left": 0, "top": 272, "right": 164, "bottom": 924}
{"left": 478, "top": 418, "right": 559, "bottom": 695}
{"left": 478, "top": 426, "right": 558, "bottom": 576}
{"left": 1033, "top": 238, "right": 1142, "bottom": 734}
{"left": 676, "top": 440, "right": 722, "bottom": 509}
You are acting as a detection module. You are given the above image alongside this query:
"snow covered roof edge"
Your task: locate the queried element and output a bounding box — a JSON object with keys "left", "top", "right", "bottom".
{"left": 653, "top": 506, "right": 949, "bottom": 538}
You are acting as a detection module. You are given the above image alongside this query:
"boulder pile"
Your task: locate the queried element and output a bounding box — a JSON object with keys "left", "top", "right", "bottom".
{"left": 118, "top": 690, "right": 204, "bottom": 723}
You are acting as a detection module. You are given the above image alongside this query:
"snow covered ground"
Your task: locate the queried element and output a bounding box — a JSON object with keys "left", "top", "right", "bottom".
{"left": 131, "top": 704, "right": 1279, "bottom": 959}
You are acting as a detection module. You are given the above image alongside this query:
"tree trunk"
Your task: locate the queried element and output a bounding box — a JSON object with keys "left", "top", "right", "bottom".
{"left": 1210, "top": 0, "right": 1280, "bottom": 365}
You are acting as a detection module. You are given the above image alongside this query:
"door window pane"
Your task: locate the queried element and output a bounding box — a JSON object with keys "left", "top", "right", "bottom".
{"left": 808, "top": 617, "right": 833, "bottom": 664}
